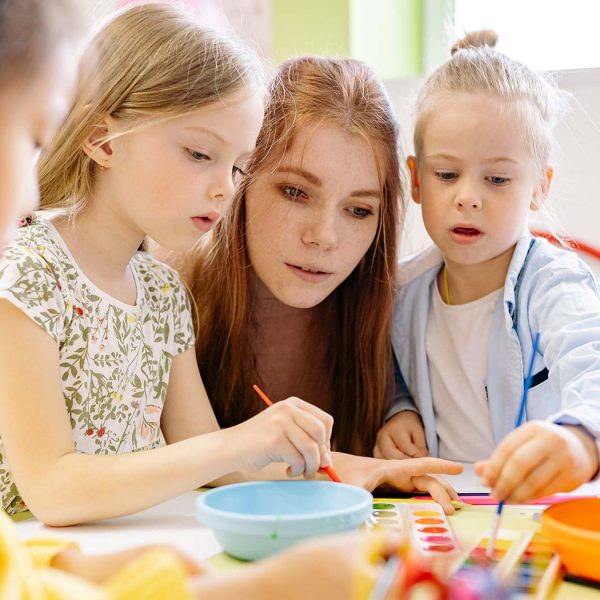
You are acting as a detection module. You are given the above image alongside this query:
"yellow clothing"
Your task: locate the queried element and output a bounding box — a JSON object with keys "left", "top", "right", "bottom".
{"left": 0, "top": 512, "right": 193, "bottom": 599}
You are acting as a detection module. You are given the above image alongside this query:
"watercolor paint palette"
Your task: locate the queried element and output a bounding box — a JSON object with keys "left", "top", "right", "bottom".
{"left": 508, "top": 533, "right": 561, "bottom": 599}
{"left": 371, "top": 500, "right": 460, "bottom": 557}
{"left": 371, "top": 500, "right": 406, "bottom": 532}
{"left": 457, "top": 529, "right": 560, "bottom": 599}
{"left": 458, "top": 528, "right": 529, "bottom": 577}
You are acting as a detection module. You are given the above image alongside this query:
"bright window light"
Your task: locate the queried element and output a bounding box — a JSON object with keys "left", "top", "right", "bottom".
{"left": 453, "top": 0, "right": 600, "bottom": 71}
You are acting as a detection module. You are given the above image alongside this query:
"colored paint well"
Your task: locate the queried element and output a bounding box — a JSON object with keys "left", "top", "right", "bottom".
{"left": 413, "top": 510, "right": 441, "bottom": 517}
{"left": 372, "top": 502, "right": 395, "bottom": 510}
{"left": 374, "top": 518, "right": 398, "bottom": 524}
{"left": 422, "top": 535, "right": 452, "bottom": 543}
{"left": 418, "top": 526, "right": 447, "bottom": 533}
{"left": 424, "top": 544, "right": 455, "bottom": 552}
{"left": 415, "top": 517, "right": 444, "bottom": 525}
{"left": 373, "top": 510, "right": 396, "bottom": 518}
{"left": 481, "top": 537, "right": 513, "bottom": 551}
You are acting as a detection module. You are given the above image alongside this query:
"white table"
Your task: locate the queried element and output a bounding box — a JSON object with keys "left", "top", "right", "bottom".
{"left": 14, "top": 466, "right": 600, "bottom": 560}
{"left": 15, "top": 491, "right": 220, "bottom": 561}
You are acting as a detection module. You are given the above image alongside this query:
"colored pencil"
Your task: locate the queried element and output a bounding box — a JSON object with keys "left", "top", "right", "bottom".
{"left": 487, "top": 332, "right": 541, "bottom": 558}
{"left": 252, "top": 384, "right": 343, "bottom": 483}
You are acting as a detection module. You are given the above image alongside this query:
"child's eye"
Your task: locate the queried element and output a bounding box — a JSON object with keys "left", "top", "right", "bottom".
{"left": 487, "top": 176, "right": 510, "bottom": 185}
{"left": 281, "top": 185, "right": 307, "bottom": 200}
{"left": 348, "top": 206, "right": 374, "bottom": 219}
{"left": 187, "top": 149, "right": 210, "bottom": 162}
{"left": 435, "top": 171, "right": 458, "bottom": 181}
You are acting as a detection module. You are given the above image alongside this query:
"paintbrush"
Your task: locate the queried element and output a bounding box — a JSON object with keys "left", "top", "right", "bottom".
{"left": 252, "top": 384, "right": 343, "bottom": 483}
{"left": 487, "top": 332, "right": 541, "bottom": 558}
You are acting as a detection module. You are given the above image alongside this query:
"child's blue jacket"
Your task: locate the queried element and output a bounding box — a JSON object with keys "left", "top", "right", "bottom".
{"left": 391, "top": 235, "right": 600, "bottom": 459}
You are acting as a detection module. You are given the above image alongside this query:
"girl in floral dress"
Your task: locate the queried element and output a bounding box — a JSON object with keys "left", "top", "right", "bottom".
{"left": 0, "top": 3, "right": 336, "bottom": 525}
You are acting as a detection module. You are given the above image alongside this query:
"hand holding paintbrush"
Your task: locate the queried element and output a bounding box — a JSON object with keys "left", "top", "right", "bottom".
{"left": 253, "top": 384, "right": 343, "bottom": 482}
{"left": 482, "top": 332, "right": 540, "bottom": 557}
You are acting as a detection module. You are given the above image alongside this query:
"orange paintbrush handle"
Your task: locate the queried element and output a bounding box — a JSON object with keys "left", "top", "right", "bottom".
{"left": 252, "top": 384, "right": 342, "bottom": 483}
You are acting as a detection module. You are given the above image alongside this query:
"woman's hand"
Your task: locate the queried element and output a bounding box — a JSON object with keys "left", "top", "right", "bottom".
{"left": 334, "top": 453, "right": 462, "bottom": 514}
{"left": 374, "top": 411, "right": 428, "bottom": 459}
{"left": 225, "top": 397, "right": 334, "bottom": 478}
{"left": 475, "top": 421, "right": 599, "bottom": 503}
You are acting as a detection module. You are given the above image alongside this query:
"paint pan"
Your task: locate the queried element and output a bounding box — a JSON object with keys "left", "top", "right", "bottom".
{"left": 506, "top": 533, "right": 561, "bottom": 599}
{"left": 402, "top": 502, "right": 460, "bottom": 557}
{"left": 456, "top": 528, "right": 532, "bottom": 579}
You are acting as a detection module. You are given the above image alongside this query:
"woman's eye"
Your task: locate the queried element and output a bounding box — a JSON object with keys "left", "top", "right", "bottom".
{"left": 487, "top": 176, "right": 510, "bottom": 185}
{"left": 435, "top": 171, "right": 457, "bottom": 181}
{"left": 188, "top": 149, "right": 210, "bottom": 162}
{"left": 281, "top": 185, "right": 307, "bottom": 200}
{"left": 232, "top": 165, "right": 246, "bottom": 180}
{"left": 349, "top": 206, "right": 373, "bottom": 219}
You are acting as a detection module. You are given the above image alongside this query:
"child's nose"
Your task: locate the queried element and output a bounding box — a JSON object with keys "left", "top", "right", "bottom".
{"left": 454, "top": 182, "right": 482, "bottom": 210}
{"left": 208, "top": 169, "right": 236, "bottom": 202}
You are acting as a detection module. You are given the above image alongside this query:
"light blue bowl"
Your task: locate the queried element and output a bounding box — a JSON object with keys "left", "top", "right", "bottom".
{"left": 196, "top": 481, "right": 372, "bottom": 560}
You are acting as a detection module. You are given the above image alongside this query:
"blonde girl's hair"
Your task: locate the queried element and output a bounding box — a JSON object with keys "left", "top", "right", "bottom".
{"left": 38, "top": 2, "right": 262, "bottom": 212}
{"left": 186, "top": 56, "right": 406, "bottom": 456}
{"left": 414, "top": 29, "right": 568, "bottom": 173}
{"left": 0, "top": 0, "right": 84, "bottom": 85}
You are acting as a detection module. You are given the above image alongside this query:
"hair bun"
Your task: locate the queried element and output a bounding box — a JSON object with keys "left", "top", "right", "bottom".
{"left": 451, "top": 29, "right": 498, "bottom": 56}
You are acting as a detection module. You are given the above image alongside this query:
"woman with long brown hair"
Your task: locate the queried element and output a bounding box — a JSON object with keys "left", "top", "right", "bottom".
{"left": 181, "top": 56, "right": 462, "bottom": 507}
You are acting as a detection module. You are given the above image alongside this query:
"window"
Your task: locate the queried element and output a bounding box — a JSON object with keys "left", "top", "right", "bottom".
{"left": 453, "top": 0, "right": 600, "bottom": 71}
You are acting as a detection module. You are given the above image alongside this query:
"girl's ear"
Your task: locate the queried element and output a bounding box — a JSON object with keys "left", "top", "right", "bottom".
{"left": 407, "top": 156, "right": 421, "bottom": 204}
{"left": 81, "top": 117, "right": 113, "bottom": 169}
{"left": 531, "top": 166, "right": 554, "bottom": 211}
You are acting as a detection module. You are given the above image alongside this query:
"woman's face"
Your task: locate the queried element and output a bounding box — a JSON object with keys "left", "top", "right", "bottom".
{"left": 245, "top": 123, "right": 382, "bottom": 308}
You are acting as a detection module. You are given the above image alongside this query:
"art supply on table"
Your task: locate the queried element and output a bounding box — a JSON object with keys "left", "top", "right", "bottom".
{"left": 541, "top": 497, "right": 600, "bottom": 583}
{"left": 458, "top": 528, "right": 531, "bottom": 579}
{"left": 457, "top": 529, "right": 561, "bottom": 599}
{"left": 370, "top": 500, "right": 406, "bottom": 532}
{"left": 488, "top": 332, "right": 541, "bottom": 558}
{"left": 403, "top": 502, "right": 460, "bottom": 557}
{"left": 252, "top": 384, "right": 342, "bottom": 483}
{"left": 508, "top": 533, "right": 562, "bottom": 600}
{"left": 415, "top": 493, "right": 598, "bottom": 506}
{"left": 195, "top": 480, "right": 371, "bottom": 560}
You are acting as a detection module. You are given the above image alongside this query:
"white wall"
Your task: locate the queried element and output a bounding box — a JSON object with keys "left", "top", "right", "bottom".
{"left": 385, "top": 68, "right": 600, "bottom": 277}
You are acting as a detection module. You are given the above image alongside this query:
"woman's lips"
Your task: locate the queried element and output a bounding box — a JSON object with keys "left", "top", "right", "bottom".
{"left": 191, "top": 212, "right": 220, "bottom": 233}
{"left": 450, "top": 226, "right": 483, "bottom": 245}
{"left": 285, "top": 263, "right": 332, "bottom": 283}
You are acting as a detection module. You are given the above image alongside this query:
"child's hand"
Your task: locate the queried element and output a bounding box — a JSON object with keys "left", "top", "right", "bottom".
{"left": 475, "top": 421, "right": 600, "bottom": 503}
{"left": 373, "top": 411, "right": 428, "bottom": 459}
{"left": 335, "top": 453, "right": 462, "bottom": 514}
{"left": 227, "top": 397, "right": 334, "bottom": 478}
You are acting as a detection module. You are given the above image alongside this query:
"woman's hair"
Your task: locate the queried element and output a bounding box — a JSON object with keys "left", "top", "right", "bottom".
{"left": 38, "top": 2, "right": 262, "bottom": 212}
{"left": 414, "top": 29, "right": 568, "bottom": 174}
{"left": 187, "top": 56, "right": 406, "bottom": 456}
{"left": 0, "top": 0, "right": 83, "bottom": 85}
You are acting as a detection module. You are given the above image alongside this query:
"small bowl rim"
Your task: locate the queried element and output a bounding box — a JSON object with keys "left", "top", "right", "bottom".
{"left": 542, "top": 498, "right": 600, "bottom": 542}
{"left": 196, "top": 480, "right": 373, "bottom": 524}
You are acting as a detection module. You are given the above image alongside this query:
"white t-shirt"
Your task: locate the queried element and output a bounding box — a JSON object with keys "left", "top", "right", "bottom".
{"left": 426, "top": 279, "right": 502, "bottom": 462}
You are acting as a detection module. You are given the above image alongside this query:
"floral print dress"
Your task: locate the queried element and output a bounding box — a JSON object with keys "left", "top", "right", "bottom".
{"left": 0, "top": 219, "right": 195, "bottom": 514}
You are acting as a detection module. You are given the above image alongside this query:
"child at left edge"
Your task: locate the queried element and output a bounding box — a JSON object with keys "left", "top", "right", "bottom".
{"left": 376, "top": 30, "right": 600, "bottom": 504}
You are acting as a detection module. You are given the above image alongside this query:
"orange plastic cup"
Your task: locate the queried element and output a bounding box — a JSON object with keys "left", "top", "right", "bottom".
{"left": 541, "top": 498, "right": 600, "bottom": 581}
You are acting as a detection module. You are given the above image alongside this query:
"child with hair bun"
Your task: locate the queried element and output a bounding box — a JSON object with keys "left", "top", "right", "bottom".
{"left": 377, "top": 30, "right": 600, "bottom": 504}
